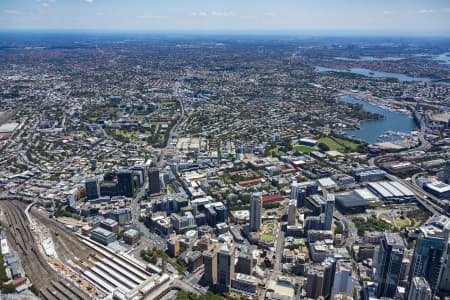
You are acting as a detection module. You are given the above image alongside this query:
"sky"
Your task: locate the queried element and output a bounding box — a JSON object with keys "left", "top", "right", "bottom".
{"left": 1, "top": 0, "right": 450, "bottom": 35}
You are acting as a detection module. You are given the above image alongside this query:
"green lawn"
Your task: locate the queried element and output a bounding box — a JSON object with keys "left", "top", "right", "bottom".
{"left": 87, "top": 116, "right": 99, "bottom": 122}
{"left": 333, "top": 137, "right": 359, "bottom": 150}
{"left": 318, "top": 136, "right": 360, "bottom": 151}
{"left": 318, "top": 137, "right": 345, "bottom": 151}
{"left": 293, "top": 145, "right": 316, "bottom": 153}
{"left": 167, "top": 184, "right": 175, "bottom": 194}
{"left": 160, "top": 101, "right": 177, "bottom": 107}
{"left": 261, "top": 233, "right": 273, "bottom": 242}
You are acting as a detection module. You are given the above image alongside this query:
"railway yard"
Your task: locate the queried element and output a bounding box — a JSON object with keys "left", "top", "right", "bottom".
{"left": 0, "top": 200, "right": 170, "bottom": 300}
{"left": 0, "top": 200, "right": 95, "bottom": 299}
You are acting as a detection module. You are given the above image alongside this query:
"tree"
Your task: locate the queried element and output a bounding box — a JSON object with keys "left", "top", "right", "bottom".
{"left": 30, "top": 284, "right": 40, "bottom": 296}
{"left": 318, "top": 142, "right": 330, "bottom": 151}
{"left": 1, "top": 283, "right": 15, "bottom": 293}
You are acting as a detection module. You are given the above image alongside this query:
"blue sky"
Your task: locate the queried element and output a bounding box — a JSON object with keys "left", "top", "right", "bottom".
{"left": 1, "top": 0, "right": 450, "bottom": 35}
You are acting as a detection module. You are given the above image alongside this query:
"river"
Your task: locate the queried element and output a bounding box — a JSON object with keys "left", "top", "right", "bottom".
{"left": 316, "top": 66, "right": 432, "bottom": 82}
{"left": 334, "top": 56, "right": 404, "bottom": 62}
{"left": 340, "top": 96, "right": 417, "bottom": 144}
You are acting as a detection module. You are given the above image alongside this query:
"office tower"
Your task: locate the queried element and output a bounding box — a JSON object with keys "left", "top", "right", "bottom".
{"left": 323, "top": 193, "right": 335, "bottom": 230}
{"left": 409, "top": 215, "right": 450, "bottom": 293}
{"left": 218, "top": 244, "right": 235, "bottom": 292}
{"left": 305, "top": 215, "right": 322, "bottom": 231}
{"left": 438, "top": 242, "right": 450, "bottom": 295}
{"left": 291, "top": 181, "right": 299, "bottom": 200}
{"left": 132, "top": 170, "right": 143, "bottom": 187}
{"left": 167, "top": 239, "right": 180, "bottom": 257}
{"left": 149, "top": 167, "right": 161, "bottom": 194}
{"left": 445, "top": 160, "right": 450, "bottom": 184}
{"left": 322, "top": 257, "right": 337, "bottom": 299}
{"left": 407, "top": 277, "right": 432, "bottom": 300}
{"left": 331, "top": 262, "right": 354, "bottom": 298}
{"left": 375, "top": 232, "right": 405, "bottom": 298}
{"left": 249, "top": 192, "right": 262, "bottom": 232}
{"left": 100, "top": 181, "right": 118, "bottom": 197}
{"left": 85, "top": 176, "right": 101, "bottom": 200}
{"left": 236, "top": 247, "right": 254, "bottom": 275}
{"left": 291, "top": 181, "right": 307, "bottom": 207}
{"left": 117, "top": 169, "right": 135, "bottom": 197}
{"left": 287, "top": 200, "right": 297, "bottom": 226}
{"left": 306, "top": 267, "right": 325, "bottom": 299}
{"left": 206, "top": 205, "right": 217, "bottom": 226}
{"left": 203, "top": 247, "right": 218, "bottom": 287}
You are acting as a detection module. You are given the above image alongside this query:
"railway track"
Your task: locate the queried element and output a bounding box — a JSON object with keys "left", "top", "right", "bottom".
{"left": 1, "top": 201, "right": 56, "bottom": 288}
{"left": 0, "top": 200, "right": 91, "bottom": 300}
{"left": 30, "top": 209, "right": 95, "bottom": 261}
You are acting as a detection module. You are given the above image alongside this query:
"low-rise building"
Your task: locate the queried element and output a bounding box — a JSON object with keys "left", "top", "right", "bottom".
{"left": 90, "top": 227, "right": 117, "bottom": 245}
{"left": 123, "top": 228, "right": 140, "bottom": 245}
{"left": 231, "top": 273, "right": 258, "bottom": 295}
{"left": 100, "top": 218, "right": 119, "bottom": 234}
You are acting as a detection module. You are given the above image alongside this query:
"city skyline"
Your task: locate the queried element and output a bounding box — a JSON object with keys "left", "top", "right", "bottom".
{"left": 0, "top": 0, "right": 450, "bottom": 36}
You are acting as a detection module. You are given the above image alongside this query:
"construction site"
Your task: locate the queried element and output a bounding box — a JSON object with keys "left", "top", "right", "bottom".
{"left": 0, "top": 200, "right": 170, "bottom": 300}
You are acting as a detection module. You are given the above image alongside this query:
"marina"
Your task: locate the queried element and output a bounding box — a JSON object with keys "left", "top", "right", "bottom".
{"left": 340, "top": 96, "right": 417, "bottom": 145}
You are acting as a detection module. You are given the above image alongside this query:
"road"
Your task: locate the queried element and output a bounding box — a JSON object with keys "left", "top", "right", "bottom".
{"left": 158, "top": 79, "right": 187, "bottom": 167}
{"left": 334, "top": 210, "right": 358, "bottom": 248}
{"left": 274, "top": 225, "right": 285, "bottom": 273}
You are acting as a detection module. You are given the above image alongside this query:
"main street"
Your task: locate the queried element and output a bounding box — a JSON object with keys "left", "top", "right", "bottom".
{"left": 158, "top": 78, "right": 187, "bottom": 168}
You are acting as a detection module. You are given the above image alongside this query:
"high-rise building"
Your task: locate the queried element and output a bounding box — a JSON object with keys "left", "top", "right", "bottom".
{"left": 322, "top": 257, "right": 336, "bottom": 299}
{"left": 167, "top": 239, "right": 180, "bottom": 257}
{"left": 149, "top": 167, "right": 161, "bottom": 194}
{"left": 85, "top": 177, "right": 101, "bottom": 200}
{"left": 236, "top": 247, "right": 254, "bottom": 275}
{"left": 445, "top": 160, "right": 450, "bottom": 184}
{"left": 409, "top": 216, "right": 449, "bottom": 293}
{"left": 306, "top": 267, "right": 325, "bottom": 299}
{"left": 438, "top": 242, "right": 450, "bottom": 295}
{"left": 375, "top": 232, "right": 405, "bottom": 298}
{"left": 407, "top": 277, "right": 432, "bottom": 300}
{"left": 331, "top": 262, "right": 354, "bottom": 298}
{"left": 291, "top": 181, "right": 307, "bottom": 207}
{"left": 218, "top": 244, "right": 235, "bottom": 292}
{"left": 323, "top": 194, "right": 335, "bottom": 231}
{"left": 249, "top": 192, "right": 262, "bottom": 232}
{"left": 287, "top": 199, "right": 297, "bottom": 226}
{"left": 117, "top": 169, "right": 135, "bottom": 197}
{"left": 203, "top": 247, "right": 218, "bottom": 287}
{"left": 305, "top": 258, "right": 336, "bottom": 299}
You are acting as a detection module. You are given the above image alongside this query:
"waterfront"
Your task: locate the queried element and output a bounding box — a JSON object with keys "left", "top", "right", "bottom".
{"left": 334, "top": 56, "right": 404, "bottom": 61}
{"left": 435, "top": 52, "right": 450, "bottom": 64}
{"left": 316, "top": 66, "right": 432, "bottom": 82}
{"left": 340, "top": 95, "right": 417, "bottom": 144}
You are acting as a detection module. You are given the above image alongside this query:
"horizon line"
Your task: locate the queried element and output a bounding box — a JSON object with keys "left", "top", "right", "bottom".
{"left": 1, "top": 28, "right": 450, "bottom": 38}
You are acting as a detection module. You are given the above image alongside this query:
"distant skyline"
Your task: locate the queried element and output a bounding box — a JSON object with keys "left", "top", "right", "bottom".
{"left": 1, "top": 0, "right": 450, "bottom": 36}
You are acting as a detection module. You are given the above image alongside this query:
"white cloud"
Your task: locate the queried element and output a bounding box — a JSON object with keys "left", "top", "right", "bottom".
{"left": 2, "top": 9, "right": 21, "bottom": 15}
{"left": 191, "top": 11, "right": 208, "bottom": 17}
{"left": 382, "top": 10, "right": 393, "bottom": 15}
{"left": 191, "top": 11, "right": 235, "bottom": 17}
{"left": 211, "top": 11, "right": 235, "bottom": 17}
{"left": 84, "top": 0, "right": 94, "bottom": 3}
{"left": 417, "top": 9, "right": 435, "bottom": 14}
{"left": 36, "top": 0, "right": 56, "bottom": 8}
